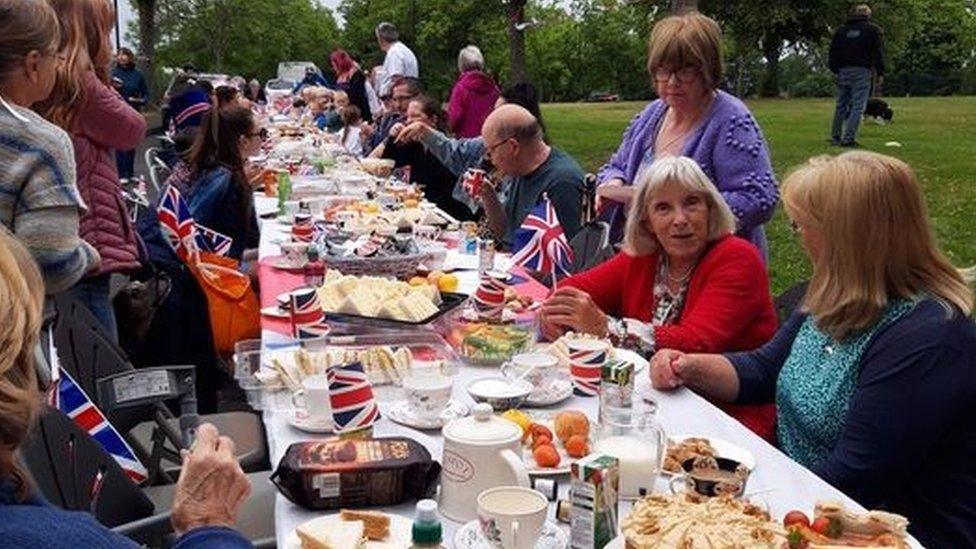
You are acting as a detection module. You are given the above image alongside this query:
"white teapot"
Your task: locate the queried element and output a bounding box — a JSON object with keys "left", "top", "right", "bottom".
{"left": 439, "top": 403, "right": 530, "bottom": 522}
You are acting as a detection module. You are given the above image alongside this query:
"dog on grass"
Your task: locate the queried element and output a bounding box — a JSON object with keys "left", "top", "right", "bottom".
{"left": 864, "top": 98, "right": 894, "bottom": 124}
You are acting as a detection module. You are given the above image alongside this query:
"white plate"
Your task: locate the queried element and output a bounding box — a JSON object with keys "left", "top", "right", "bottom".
{"left": 667, "top": 434, "right": 757, "bottom": 473}
{"left": 287, "top": 409, "right": 334, "bottom": 434}
{"left": 386, "top": 400, "right": 469, "bottom": 430}
{"left": 285, "top": 512, "right": 412, "bottom": 548}
{"left": 522, "top": 413, "right": 593, "bottom": 476}
{"left": 524, "top": 378, "right": 574, "bottom": 408}
{"left": 454, "top": 519, "right": 568, "bottom": 549}
{"left": 270, "top": 259, "right": 309, "bottom": 272}
{"left": 260, "top": 305, "right": 289, "bottom": 319}
{"left": 604, "top": 535, "right": 625, "bottom": 549}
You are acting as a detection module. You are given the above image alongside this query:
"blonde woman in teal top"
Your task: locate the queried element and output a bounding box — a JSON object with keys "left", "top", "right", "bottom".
{"left": 649, "top": 152, "right": 975, "bottom": 548}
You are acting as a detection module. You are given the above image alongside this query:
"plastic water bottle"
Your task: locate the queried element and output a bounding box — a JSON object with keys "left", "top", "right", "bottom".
{"left": 277, "top": 171, "right": 292, "bottom": 216}
{"left": 410, "top": 499, "right": 445, "bottom": 548}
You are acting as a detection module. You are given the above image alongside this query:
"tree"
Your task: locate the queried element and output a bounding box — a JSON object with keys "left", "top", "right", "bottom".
{"left": 506, "top": 0, "right": 529, "bottom": 83}
{"left": 152, "top": 0, "right": 341, "bottom": 80}
{"left": 131, "top": 0, "right": 157, "bottom": 95}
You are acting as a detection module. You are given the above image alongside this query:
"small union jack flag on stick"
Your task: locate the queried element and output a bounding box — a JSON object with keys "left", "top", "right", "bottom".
{"left": 510, "top": 194, "right": 574, "bottom": 285}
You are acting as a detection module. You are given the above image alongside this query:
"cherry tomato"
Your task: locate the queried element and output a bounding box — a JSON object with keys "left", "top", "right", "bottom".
{"left": 783, "top": 511, "right": 810, "bottom": 528}
{"left": 810, "top": 517, "right": 831, "bottom": 536}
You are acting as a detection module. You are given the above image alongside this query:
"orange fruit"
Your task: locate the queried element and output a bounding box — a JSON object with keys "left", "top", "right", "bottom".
{"left": 533, "top": 444, "right": 561, "bottom": 468}
{"left": 437, "top": 273, "right": 459, "bottom": 293}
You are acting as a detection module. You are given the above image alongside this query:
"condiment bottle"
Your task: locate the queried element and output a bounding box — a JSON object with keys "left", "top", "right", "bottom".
{"left": 410, "top": 499, "right": 445, "bottom": 549}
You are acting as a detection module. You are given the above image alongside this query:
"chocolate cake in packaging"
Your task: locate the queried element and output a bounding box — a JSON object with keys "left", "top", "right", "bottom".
{"left": 270, "top": 437, "right": 440, "bottom": 510}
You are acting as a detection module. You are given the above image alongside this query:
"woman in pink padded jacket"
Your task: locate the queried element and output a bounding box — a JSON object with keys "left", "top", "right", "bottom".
{"left": 36, "top": 0, "right": 146, "bottom": 341}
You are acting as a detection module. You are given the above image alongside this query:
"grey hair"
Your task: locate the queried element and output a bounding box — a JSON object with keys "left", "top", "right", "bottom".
{"left": 852, "top": 4, "right": 871, "bottom": 17}
{"left": 458, "top": 45, "right": 485, "bottom": 72}
{"left": 622, "top": 156, "right": 737, "bottom": 256}
{"left": 375, "top": 22, "right": 399, "bottom": 43}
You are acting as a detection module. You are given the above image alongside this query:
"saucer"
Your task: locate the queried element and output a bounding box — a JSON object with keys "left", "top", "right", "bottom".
{"left": 260, "top": 306, "right": 289, "bottom": 319}
{"left": 271, "top": 258, "right": 308, "bottom": 272}
{"left": 525, "top": 378, "right": 574, "bottom": 407}
{"left": 386, "top": 400, "right": 469, "bottom": 430}
{"left": 287, "top": 409, "right": 334, "bottom": 434}
{"left": 454, "top": 519, "right": 568, "bottom": 549}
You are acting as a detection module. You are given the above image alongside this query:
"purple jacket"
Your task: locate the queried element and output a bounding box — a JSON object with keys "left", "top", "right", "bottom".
{"left": 447, "top": 71, "right": 500, "bottom": 138}
{"left": 597, "top": 91, "right": 778, "bottom": 257}
{"left": 72, "top": 70, "right": 146, "bottom": 275}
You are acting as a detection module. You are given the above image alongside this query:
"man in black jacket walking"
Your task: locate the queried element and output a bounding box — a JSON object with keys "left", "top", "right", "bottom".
{"left": 828, "top": 4, "right": 886, "bottom": 146}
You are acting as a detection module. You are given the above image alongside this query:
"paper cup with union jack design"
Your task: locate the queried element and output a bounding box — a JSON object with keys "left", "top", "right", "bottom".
{"left": 567, "top": 338, "right": 609, "bottom": 396}
{"left": 289, "top": 288, "right": 330, "bottom": 340}
{"left": 472, "top": 276, "right": 507, "bottom": 321}
{"left": 291, "top": 213, "right": 314, "bottom": 242}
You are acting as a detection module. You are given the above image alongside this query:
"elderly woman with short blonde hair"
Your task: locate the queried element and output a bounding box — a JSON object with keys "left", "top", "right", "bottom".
{"left": 541, "top": 156, "right": 779, "bottom": 438}
{"left": 596, "top": 12, "right": 779, "bottom": 257}
{"left": 650, "top": 151, "right": 976, "bottom": 548}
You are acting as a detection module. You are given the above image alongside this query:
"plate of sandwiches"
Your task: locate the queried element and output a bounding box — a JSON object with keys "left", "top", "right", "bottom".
{"left": 287, "top": 509, "right": 412, "bottom": 549}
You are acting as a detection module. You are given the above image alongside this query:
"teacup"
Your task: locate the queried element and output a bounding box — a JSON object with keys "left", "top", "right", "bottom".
{"left": 291, "top": 374, "right": 333, "bottom": 424}
{"left": 280, "top": 242, "right": 309, "bottom": 268}
{"left": 477, "top": 486, "right": 548, "bottom": 549}
{"left": 402, "top": 372, "right": 453, "bottom": 420}
{"left": 669, "top": 455, "right": 752, "bottom": 498}
{"left": 501, "top": 352, "right": 560, "bottom": 394}
{"left": 566, "top": 338, "right": 609, "bottom": 397}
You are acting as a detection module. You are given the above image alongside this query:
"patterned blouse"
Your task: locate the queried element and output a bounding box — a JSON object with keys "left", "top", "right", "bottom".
{"left": 776, "top": 299, "right": 915, "bottom": 468}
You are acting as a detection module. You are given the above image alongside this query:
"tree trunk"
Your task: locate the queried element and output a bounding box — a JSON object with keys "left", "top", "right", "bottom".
{"left": 136, "top": 0, "right": 157, "bottom": 100}
{"left": 671, "top": 0, "right": 698, "bottom": 13}
{"left": 759, "top": 35, "right": 781, "bottom": 98}
{"left": 506, "top": 0, "right": 528, "bottom": 84}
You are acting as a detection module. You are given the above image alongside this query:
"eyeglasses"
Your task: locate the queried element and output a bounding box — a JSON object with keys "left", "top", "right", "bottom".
{"left": 484, "top": 137, "right": 513, "bottom": 158}
{"left": 652, "top": 65, "right": 700, "bottom": 83}
{"left": 392, "top": 93, "right": 416, "bottom": 102}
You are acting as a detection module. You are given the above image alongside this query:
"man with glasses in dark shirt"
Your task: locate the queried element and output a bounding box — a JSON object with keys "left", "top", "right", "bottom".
{"left": 362, "top": 76, "right": 422, "bottom": 155}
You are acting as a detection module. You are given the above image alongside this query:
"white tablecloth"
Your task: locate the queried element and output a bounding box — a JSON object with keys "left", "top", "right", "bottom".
{"left": 253, "top": 195, "right": 919, "bottom": 548}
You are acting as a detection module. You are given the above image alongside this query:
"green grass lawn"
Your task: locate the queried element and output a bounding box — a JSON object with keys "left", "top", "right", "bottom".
{"left": 542, "top": 97, "right": 976, "bottom": 293}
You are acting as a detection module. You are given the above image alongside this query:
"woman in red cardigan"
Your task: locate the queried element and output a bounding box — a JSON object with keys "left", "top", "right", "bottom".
{"left": 539, "top": 155, "right": 778, "bottom": 439}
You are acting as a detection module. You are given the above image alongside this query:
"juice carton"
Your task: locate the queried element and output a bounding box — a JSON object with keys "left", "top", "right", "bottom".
{"left": 570, "top": 453, "right": 619, "bottom": 549}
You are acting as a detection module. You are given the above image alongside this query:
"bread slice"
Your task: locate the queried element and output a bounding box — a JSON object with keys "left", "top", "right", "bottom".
{"left": 297, "top": 518, "right": 365, "bottom": 549}
{"left": 340, "top": 509, "right": 391, "bottom": 541}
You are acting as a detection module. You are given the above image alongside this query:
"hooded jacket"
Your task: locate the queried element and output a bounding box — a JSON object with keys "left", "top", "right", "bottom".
{"left": 828, "top": 15, "right": 886, "bottom": 75}
{"left": 447, "top": 70, "right": 500, "bottom": 138}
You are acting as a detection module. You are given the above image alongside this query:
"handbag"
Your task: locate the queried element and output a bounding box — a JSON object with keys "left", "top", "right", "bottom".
{"left": 188, "top": 252, "right": 260, "bottom": 356}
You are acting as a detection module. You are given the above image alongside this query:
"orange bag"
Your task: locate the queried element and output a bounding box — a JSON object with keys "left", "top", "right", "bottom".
{"left": 189, "top": 252, "right": 260, "bottom": 355}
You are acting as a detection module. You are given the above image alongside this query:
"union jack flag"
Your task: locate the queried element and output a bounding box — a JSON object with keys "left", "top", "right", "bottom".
{"left": 196, "top": 225, "right": 234, "bottom": 257}
{"left": 289, "top": 288, "right": 330, "bottom": 339}
{"left": 50, "top": 369, "right": 148, "bottom": 484}
{"left": 157, "top": 185, "right": 198, "bottom": 261}
{"left": 327, "top": 361, "right": 380, "bottom": 432}
{"left": 511, "top": 195, "right": 573, "bottom": 279}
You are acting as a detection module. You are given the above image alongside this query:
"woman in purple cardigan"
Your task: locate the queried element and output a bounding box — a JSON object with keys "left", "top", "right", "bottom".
{"left": 597, "top": 12, "right": 778, "bottom": 258}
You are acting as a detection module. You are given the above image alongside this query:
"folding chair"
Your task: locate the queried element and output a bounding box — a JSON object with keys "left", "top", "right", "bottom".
{"left": 20, "top": 404, "right": 276, "bottom": 548}
{"left": 52, "top": 295, "right": 269, "bottom": 483}
{"left": 144, "top": 147, "right": 170, "bottom": 196}
{"left": 568, "top": 173, "right": 615, "bottom": 274}
{"left": 774, "top": 281, "right": 809, "bottom": 323}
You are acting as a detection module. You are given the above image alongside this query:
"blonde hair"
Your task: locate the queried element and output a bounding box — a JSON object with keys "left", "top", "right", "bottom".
{"left": 647, "top": 12, "right": 724, "bottom": 90}
{"left": 333, "top": 90, "right": 349, "bottom": 106}
{"left": 0, "top": 0, "right": 61, "bottom": 78}
{"left": 0, "top": 229, "right": 45, "bottom": 500}
{"left": 783, "top": 151, "right": 972, "bottom": 340}
{"left": 623, "top": 156, "right": 736, "bottom": 256}
{"left": 34, "top": 0, "right": 116, "bottom": 130}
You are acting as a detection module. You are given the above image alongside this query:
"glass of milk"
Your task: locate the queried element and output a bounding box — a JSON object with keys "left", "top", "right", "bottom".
{"left": 592, "top": 406, "right": 666, "bottom": 499}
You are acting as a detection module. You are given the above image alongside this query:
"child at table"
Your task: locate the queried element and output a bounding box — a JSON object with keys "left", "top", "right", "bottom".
{"left": 339, "top": 105, "right": 364, "bottom": 157}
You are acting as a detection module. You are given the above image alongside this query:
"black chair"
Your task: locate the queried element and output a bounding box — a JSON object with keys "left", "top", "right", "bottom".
{"left": 774, "top": 281, "right": 809, "bottom": 323}
{"left": 568, "top": 221, "right": 614, "bottom": 274}
{"left": 20, "top": 405, "right": 276, "bottom": 548}
{"left": 52, "top": 295, "right": 269, "bottom": 482}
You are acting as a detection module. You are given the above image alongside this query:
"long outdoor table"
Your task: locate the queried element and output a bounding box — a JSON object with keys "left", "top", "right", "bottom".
{"left": 253, "top": 195, "right": 921, "bottom": 548}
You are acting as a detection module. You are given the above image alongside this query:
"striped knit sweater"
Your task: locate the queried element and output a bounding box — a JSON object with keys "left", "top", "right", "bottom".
{"left": 0, "top": 98, "right": 99, "bottom": 294}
